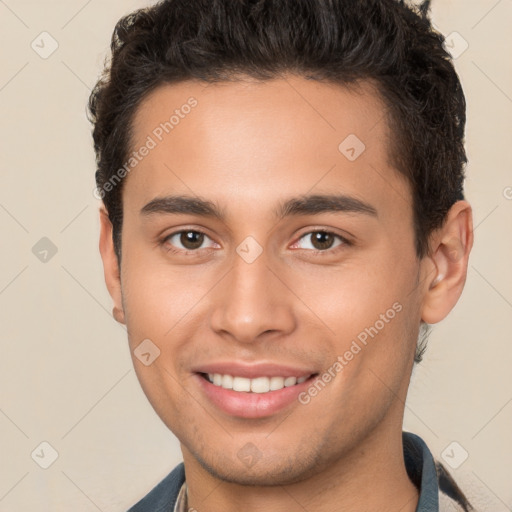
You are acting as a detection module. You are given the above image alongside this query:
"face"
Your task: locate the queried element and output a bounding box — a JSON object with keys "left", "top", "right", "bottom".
{"left": 109, "top": 76, "right": 434, "bottom": 485}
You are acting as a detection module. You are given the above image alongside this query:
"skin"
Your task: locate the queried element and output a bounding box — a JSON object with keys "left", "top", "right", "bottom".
{"left": 99, "top": 75, "right": 473, "bottom": 512}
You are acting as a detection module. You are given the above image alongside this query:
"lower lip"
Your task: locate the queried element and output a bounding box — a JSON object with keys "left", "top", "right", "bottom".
{"left": 195, "top": 373, "right": 316, "bottom": 418}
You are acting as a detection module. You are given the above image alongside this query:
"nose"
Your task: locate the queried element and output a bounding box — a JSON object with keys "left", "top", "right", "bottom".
{"left": 209, "top": 247, "right": 297, "bottom": 344}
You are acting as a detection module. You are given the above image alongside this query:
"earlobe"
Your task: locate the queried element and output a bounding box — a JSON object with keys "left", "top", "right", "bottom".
{"left": 421, "top": 200, "right": 474, "bottom": 324}
{"left": 112, "top": 305, "right": 125, "bottom": 324}
{"left": 98, "top": 205, "right": 125, "bottom": 324}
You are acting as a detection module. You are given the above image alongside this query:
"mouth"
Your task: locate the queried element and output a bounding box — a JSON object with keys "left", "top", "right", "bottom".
{"left": 199, "top": 372, "right": 318, "bottom": 394}
{"left": 195, "top": 371, "right": 320, "bottom": 418}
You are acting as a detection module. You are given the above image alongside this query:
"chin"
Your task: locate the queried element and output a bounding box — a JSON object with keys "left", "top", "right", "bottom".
{"left": 191, "top": 445, "right": 327, "bottom": 487}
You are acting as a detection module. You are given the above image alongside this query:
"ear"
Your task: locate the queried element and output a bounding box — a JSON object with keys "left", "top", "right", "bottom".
{"left": 98, "top": 205, "right": 125, "bottom": 324}
{"left": 421, "top": 200, "right": 474, "bottom": 324}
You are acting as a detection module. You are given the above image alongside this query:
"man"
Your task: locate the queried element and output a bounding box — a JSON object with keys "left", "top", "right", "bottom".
{"left": 89, "top": 0, "right": 474, "bottom": 510}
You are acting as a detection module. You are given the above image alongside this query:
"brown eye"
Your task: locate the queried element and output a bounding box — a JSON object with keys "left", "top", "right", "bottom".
{"left": 165, "top": 230, "right": 210, "bottom": 251}
{"left": 310, "top": 232, "right": 336, "bottom": 250}
{"left": 294, "top": 231, "right": 348, "bottom": 252}
{"left": 180, "top": 231, "right": 204, "bottom": 249}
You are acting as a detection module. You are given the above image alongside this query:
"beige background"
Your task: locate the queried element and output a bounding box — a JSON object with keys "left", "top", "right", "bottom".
{"left": 0, "top": 0, "right": 511, "bottom": 510}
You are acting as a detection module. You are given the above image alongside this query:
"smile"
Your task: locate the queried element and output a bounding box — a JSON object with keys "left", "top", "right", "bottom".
{"left": 202, "top": 373, "right": 313, "bottom": 393}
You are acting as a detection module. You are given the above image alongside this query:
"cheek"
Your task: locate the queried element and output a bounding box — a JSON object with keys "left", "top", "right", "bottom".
{"left": 336, "top": 294, "right": 418, "bottom": 408}
{"left": 296, "top": 252, "right": 418, "bottom": 384}
{"left": 288, "top": 254, "right": 413, "bottom": 334}
{"left": 121, "top": 250, "right": 212, "bottom": 339}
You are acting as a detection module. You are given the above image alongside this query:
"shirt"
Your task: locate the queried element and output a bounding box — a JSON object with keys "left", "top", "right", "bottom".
{"left": 127, "top": 431, "right": 473, "bottom": 512}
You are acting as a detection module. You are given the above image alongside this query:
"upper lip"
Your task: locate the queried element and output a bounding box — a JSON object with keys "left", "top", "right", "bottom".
{"left": 193, "top": 361, "right": 318, "bottom": 379}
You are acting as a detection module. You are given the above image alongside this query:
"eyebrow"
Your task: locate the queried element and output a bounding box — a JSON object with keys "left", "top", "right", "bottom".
{"left": 140, "top": 193, "right": 378, "bottom": 220}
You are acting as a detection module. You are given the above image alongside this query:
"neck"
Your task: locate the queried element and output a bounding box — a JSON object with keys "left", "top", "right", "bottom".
{"left": 182, "top": 420, "right": 419, "bottom": 512}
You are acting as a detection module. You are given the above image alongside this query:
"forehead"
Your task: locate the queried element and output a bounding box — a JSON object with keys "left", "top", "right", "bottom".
{"left": 131, "top": 75, "right": 389, "bottom": 156}
{"left": 125, "top": 75, "right": 410, "bottom": 221}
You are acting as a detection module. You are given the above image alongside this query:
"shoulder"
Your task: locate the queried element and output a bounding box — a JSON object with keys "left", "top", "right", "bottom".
{"left": 127, "top": 462, "right": 185, "bottom": 512}
{"left": 403, "top": 432, "right": 474, "bottom": 512}
{"left": 435, "top": 460, "right": 474, "bottom": 512}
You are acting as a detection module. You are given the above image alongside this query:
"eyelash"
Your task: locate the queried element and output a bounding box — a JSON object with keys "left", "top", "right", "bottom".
{"left": 160, "top": 229, "right": 352, "bottom": 256}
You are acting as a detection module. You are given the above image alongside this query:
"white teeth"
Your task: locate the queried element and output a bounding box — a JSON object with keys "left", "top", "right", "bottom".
{"left": 251, "top": 377, "right": 270, "bottom": 393}
{"left": 205, "top": 373, "right": 311, "bottom": 393}
{"left": 232, "top": 376, "right": 251, "bottom": 392}
{"left": 221, "top": 374, "right": 233, "bottom": 389}
{"left": 269, "top": 376, "right": 285, "bottom": 390}
{"left": 284, "top": 376, "right": 297, "bottom": 387}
